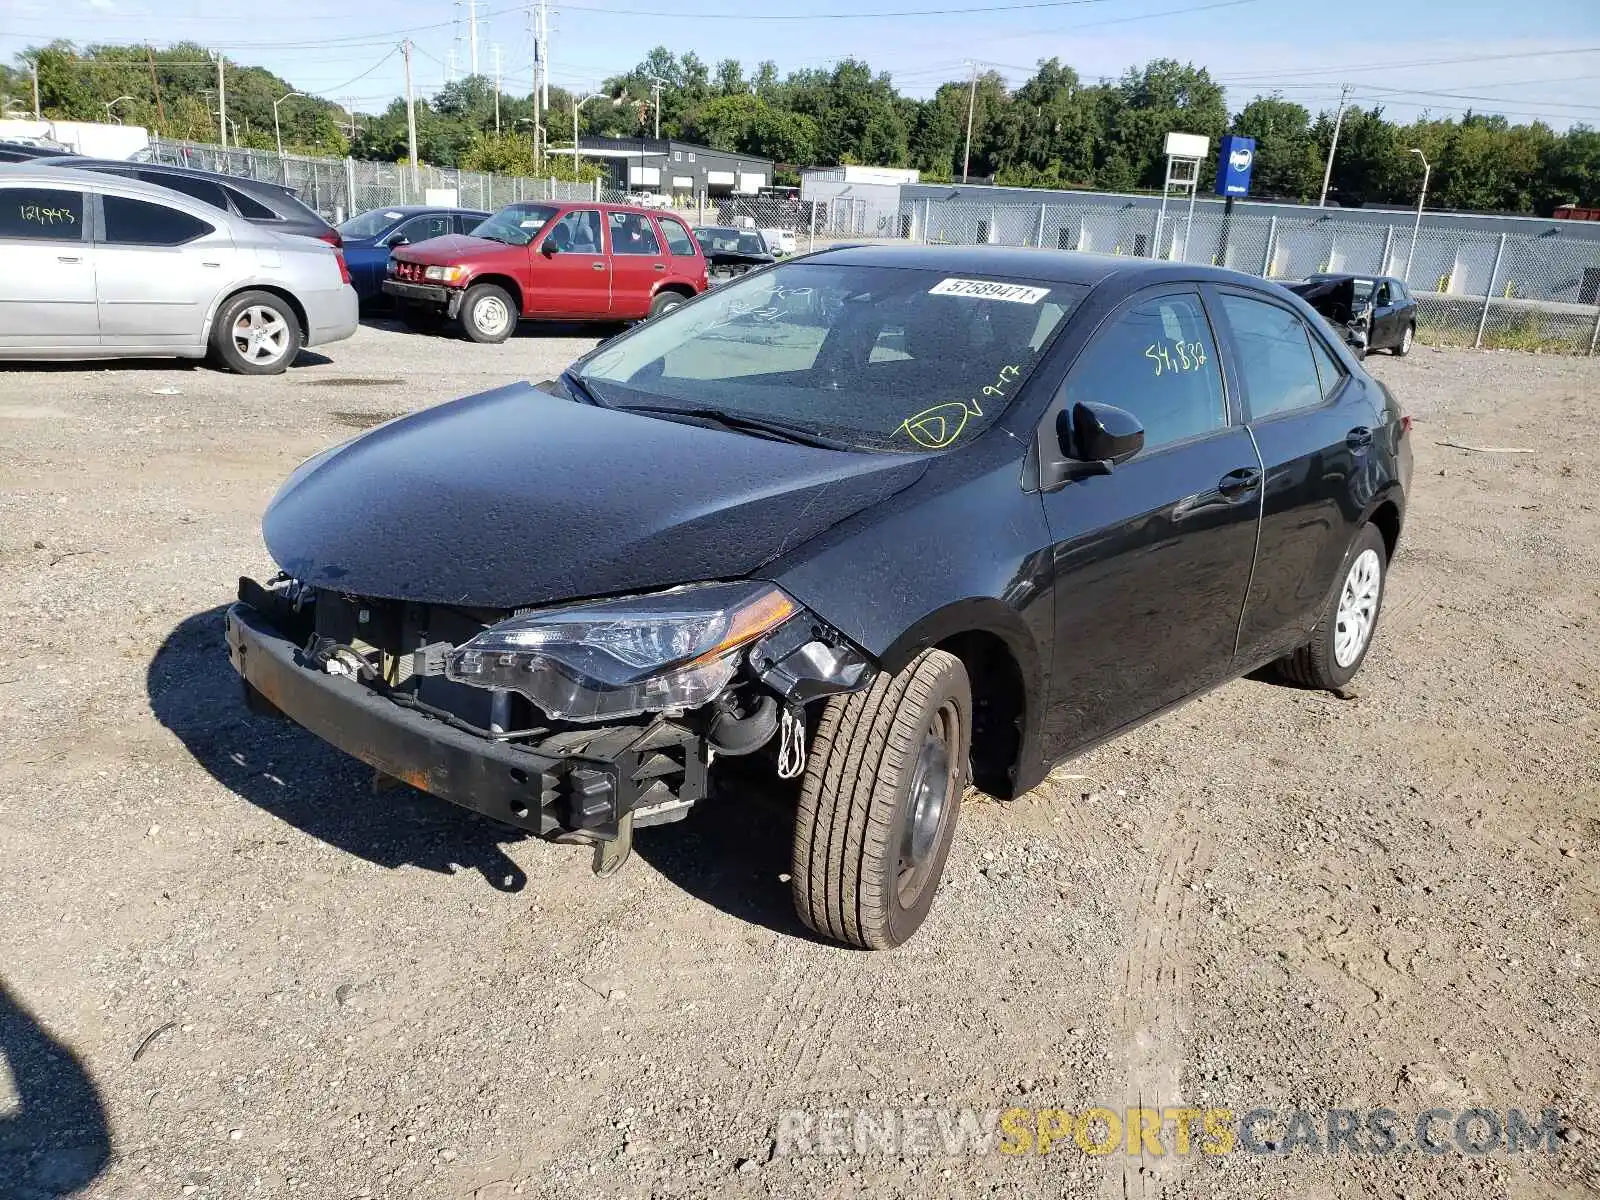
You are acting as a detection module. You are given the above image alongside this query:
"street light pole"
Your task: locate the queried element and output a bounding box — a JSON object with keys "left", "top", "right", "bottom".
{"left": 104, "top": 94, "right": 135, "bottom": 123}
{"left": 1405, "top": 147, "right": 1431, "bottom": 285}
{"left": 273, "top": 90, "right": 305, "bottom": 158}
{"left": 961, "top": 60, "right": 978, "bottom": 183}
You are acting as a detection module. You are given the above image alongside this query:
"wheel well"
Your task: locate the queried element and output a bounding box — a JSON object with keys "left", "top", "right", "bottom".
{"left": 220, "top": 285, "right": 308, "bottom": 341}
{"left": 656, "top": 282, "right": 696, "bottom": 301}
{"left": 470, "top": 274, "right": 524, "bottom": 314}
{"left": 1369, "top": 500, "right": 1402, "bottom": 561}
{"left": 937, "top": 630, "right": 1026, "bottom": 799}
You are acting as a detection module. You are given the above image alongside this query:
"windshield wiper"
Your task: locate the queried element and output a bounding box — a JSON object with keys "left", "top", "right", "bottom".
{"left": 615, "top": 404, "right": 851, "bottom": 450}
{"left": 560, "top": 369, "right": 607, "bottom": 407}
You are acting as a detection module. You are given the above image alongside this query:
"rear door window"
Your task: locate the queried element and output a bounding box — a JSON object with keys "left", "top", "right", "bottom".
{"left": 0, "top": 186, "right": 86, "bottom": 241}
{"left": 102, "top": 195, "right": 214, "bottom": 245}
{"left": 1064, "top": 291, "right": 1227, "bottom": 452}
{"left": 1219, "top": 293, "right": 1326, "bottom": 420}
{"left": 224, "top": 186, "right": 277, "bottom": 220}
{"left": 137, "top": 170, "right": 229, "bottom": 211}
{"left": 609, "top": 211, "right": 661, "bottom": 255}
{"left": 658, "top": 216, "right": 697, "bottom": 256}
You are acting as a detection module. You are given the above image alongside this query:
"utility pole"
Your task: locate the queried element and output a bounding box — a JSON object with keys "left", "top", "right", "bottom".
{"left": 529, "top": 0, "right": 549, "bottom": 169}
{"left": 145, "top": 47, "right": 166, "bottom": 126}
{"left": 492, "top": 44, "right": 502, "bottom": 134}
{"left": 1318, "top": 82, "right": 1351, "bottom": 208}
{"left": 537, "top": 0, "right": 549, "bottom": 126}
{"left": 648, "top": 75, "right": 664, "bottom": 139}
{"left": 961, "top": 60, "right": 978, "bottom": 183}
{"left": 403, "top": 39, "right": 420, "bottom": 198}
{"left": 468, "top": 0, "right": 479, "bottom": 76}
{"left": 214, "top": 51, "right": 227, "bottom": 148}
{"left": 29, "top": 57, "right": 40, "bottom": 120}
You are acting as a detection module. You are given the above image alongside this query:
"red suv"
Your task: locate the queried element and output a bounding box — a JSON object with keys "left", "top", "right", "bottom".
{"left": 383, "top": 201, "right": 710, "bottom": 343}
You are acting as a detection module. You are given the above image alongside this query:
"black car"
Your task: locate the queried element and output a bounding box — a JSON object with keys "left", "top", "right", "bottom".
{"left": 693, "top": 225, "right": 777, "bottom": 279}
{"left": 0, "top": 140, "right": 73, "bottom": 163}
{"left": 37, "top": 156, "right": 339, "bottom": 246}
{"left": 1286, "top": 274, "right": 1417, "bottom": 358}
{"left": 225, "top": 245, "right": 1412, "bottom": 949}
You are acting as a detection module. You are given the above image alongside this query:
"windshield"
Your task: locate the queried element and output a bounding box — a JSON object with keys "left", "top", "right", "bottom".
{"left": 338, "top": 209, "right": 405, "bottom": 240}
{"left": 470, "top": 203, "right": 559, "bottom": 246}
{"left": 578, "top": 262, "right": 1085, "bottom": 453}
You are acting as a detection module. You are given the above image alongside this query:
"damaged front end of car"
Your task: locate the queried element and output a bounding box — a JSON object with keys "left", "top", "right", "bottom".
{"left": 225, "top": 573, "right": 874, "bottom": 874}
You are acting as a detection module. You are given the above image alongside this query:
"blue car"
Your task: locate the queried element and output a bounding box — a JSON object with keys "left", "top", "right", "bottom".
{"left": 336, "top": 206, "right": 492, "bottom": 303}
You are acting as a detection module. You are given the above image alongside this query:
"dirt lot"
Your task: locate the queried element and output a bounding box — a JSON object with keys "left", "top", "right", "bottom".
{"left": 1, "top": 323, "right": 1596, "bottom": 1200}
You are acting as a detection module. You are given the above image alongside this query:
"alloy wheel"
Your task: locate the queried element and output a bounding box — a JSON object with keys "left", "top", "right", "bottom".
{"left": 232, "top": 306, "right": 291, "bottom": 365}
{"left": 1334, "top": 548, "right": 1382, "bottom": 667}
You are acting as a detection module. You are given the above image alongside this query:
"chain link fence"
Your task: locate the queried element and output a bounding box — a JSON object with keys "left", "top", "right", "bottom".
{"left": 147, "top": 137, "right": 601, "bottom": 224}
{"left": 907, "top": 196, "right": 1600, "bottom": 354}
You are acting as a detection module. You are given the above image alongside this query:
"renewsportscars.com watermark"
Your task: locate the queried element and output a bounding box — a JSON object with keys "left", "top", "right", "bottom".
{"left": 774, "top": 1107, "right": 1568, "bottom": 1158}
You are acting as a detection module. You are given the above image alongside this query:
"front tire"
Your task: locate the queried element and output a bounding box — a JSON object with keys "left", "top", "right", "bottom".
{"left": 792, "top": 649, "right": 971, "bottom": 950}
{"left": 459, "top": 283, "right": 516, "bottom": 344}
{"left": 1274, "top": 522, "right": 1387, "bottom": 690}
{"left": 211, "top": 291, "right": 302, "bottom": 375}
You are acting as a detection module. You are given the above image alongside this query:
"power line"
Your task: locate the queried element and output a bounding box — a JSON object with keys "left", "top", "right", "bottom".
{"left": 1211, "top": 46, "right": 1600, "bottom": 80}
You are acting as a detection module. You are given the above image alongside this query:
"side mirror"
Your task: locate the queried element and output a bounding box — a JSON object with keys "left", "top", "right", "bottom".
{"left": 388, "top": 234, "right": 409, "bottom": 248}
{"left": 540, "top": 239, "right": 559, "bottom": 258}
{"left": 1058, "top": 401, "right": 1144, "bottom": 469}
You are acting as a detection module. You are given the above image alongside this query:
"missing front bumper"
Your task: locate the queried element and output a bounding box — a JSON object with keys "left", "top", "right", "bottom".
{"left": 224, "top": 597, "right": 708, "bottom": 841}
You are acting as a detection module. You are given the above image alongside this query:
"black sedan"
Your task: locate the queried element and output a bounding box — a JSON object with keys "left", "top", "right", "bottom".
{"left": 1286, "top": 273, "right": 1418, "bottom": 358}
{"left": 225, "top": 246, "right": 1412, "bottom": 949}
{"left": 693, "top": 225, "right": 776, "bottom": 280}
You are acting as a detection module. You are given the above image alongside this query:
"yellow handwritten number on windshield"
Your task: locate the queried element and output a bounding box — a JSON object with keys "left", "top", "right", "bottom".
{"left": 1145, "top": 340, "right": 1208, "bottom": 376}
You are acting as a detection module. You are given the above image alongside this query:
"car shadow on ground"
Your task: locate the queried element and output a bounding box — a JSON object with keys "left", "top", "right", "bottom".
{"left": 147, "top": 607, "right": 532, "bottom": 894}
{"left": 0, "top": 350, "right": 332, "bottom": 374}
{"left": 358, "top": 311, "right": 622, "bottom": 342}
{"left": 633, "top": 765, "right": 833, "bottom": 944}
{"left": 147, "top": 606, "right": 826, "bottom": 943}
{"left": 0, "top": 981, "right": 111, "bottom": 1200}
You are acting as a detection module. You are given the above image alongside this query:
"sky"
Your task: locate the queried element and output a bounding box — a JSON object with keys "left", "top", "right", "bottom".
{"left": 6, "top": 0, "right": 1600, "bottom": 130}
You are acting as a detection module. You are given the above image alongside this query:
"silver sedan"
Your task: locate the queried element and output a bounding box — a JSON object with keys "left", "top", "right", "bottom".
{"left": 0, "top": 165, "right": 357, "bottom": 374}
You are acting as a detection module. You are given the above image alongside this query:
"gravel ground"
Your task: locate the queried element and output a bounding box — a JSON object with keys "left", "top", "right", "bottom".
{"left": 1, "top": 323, "right": 1596, "bottom": 1200}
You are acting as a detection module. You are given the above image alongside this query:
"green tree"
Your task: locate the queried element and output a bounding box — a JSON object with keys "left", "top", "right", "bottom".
{"left": 1230, "top": 95, "right": 1320, "bottom": 200}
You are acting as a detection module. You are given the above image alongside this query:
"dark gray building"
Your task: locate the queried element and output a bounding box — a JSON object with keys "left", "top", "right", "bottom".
{"left": 566, "top": 136, "right": 772, "bottom": 200}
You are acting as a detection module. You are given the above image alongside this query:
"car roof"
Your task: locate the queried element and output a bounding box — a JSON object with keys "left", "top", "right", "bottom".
{"left": 803, "top": 243, "right": 1270, "bottom": 290}
{"left": 366, "top": 204, "right": 491, "bottom": 216}
{"left": 42, "top": 156, "right": 298, "bottom": 199}
{"left": 0, "top": 164, "right": 262, "bottom": 234}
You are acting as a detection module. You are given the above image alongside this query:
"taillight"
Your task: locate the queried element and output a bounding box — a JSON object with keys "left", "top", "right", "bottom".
{"left": 336, "top": 251, "right": 351, "bottom": 286}
{"left": 318, "top": 227, "right": 342, "bottom": 249}
{"left": 1400, "top": 414, "right": 1413, "bottom": 436}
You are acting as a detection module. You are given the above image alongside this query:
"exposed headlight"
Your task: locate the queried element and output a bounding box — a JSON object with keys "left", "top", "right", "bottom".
{"left": 424, "top": 265, "right": 465, "bottom": 283}
{"left": 444, "top": 583, "right": 797, "bottom": 722}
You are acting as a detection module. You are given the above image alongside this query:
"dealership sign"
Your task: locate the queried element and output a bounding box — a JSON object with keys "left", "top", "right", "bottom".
{"left": 1215, "top": 135, "right": 1256, "bottom": 197}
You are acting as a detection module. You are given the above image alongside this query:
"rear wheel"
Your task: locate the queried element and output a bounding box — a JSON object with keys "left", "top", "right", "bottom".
{"left": 210, "top": 291, "right": 302, "bottom": 375}
{"left": 1274, "top": 522, "right": 1387, "bottom": 690}
{"left": 648, "top": 290, "right": 687, "bottom": 319}
{"left": 459, "top": 283, "right": 516, "bottom": 344}
{"left": 792, "top": 649, "right": 971, "bottom": 950}
{"left": 1392, "top": 322, "right": 1414, "bottom": 356}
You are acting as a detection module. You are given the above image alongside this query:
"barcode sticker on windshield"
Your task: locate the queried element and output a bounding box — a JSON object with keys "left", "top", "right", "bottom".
{"left": 929, "top": 278, "right": 1050, "bottom": 304}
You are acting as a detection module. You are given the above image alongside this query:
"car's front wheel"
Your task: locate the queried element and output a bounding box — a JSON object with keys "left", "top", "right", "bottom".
{"left": 792, "top": 649, "right": 971, "bottom": 950}
{"left": 459, "top": 283, "right": 517, "bottom": 344}
{"left": 211, "top": 291, "right": 303, "bottom": 375}
{"left": 1275, "top": 522, "right": 1387, "bottom": 690}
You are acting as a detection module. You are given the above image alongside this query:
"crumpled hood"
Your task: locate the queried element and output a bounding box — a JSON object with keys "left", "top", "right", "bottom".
{"left": 263, "top": 383, "right": 927, "bottom": 608}
{"left": 391, "top": 233, "right": 518, "bottom": 266}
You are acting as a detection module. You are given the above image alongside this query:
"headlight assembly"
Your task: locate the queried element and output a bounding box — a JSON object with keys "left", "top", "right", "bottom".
{"left": 424, "top": 265, "right": 466, "bottom": 283}
{"left": 444, "top": 582, "right": 797, "bottom": 722}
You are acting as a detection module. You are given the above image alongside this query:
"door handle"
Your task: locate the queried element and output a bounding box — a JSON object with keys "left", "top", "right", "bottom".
{"left": 1346, "top": 426, "right": 1374, "bottom": 450}
{"left": 591, "top": 262, "right": 606, "bottom": 271}
{"left": 1217, "top": 467, "right": 1262, "bottom": 498}
{"left": 57, "top": 255, "right": 81, "bottom": 263}
{"left": 653, "top": 262, "right": 666, "bottom": 271}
